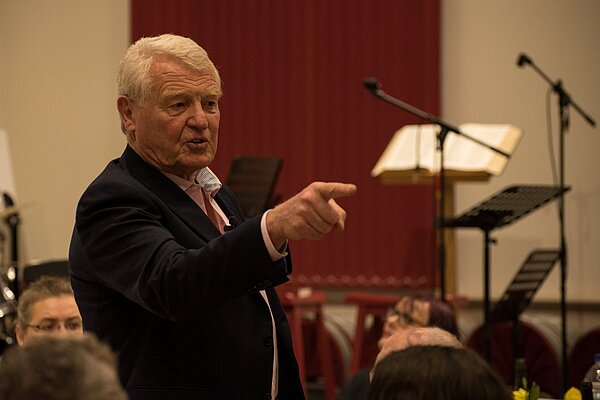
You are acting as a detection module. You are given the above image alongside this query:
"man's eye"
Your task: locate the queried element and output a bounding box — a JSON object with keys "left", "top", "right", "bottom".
{"left": 171, "top": 102, "right": 186, "bottom": 109}
{"left": 65, "top": 321, "right": 83, "bottom": 330}
{"left": 203, "top": 100, "right": 218, "bottom": 109}
{"left": 39, "top": 323, "right": 56, "bottom": 331}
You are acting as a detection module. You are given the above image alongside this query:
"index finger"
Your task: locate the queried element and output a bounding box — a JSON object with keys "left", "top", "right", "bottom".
{"left": 317, "top": 182, "right": 357, "bottom": 200}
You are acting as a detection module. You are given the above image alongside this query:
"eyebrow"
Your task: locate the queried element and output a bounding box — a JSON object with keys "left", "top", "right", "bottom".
{"left": 35, "top": 316, "right": 81, "bottom": 322}
{"left": 161, "top": 88, "right": 222, "bottom": 103}
{"left": 160, "top": 90, "right": 191, "bottom": 104}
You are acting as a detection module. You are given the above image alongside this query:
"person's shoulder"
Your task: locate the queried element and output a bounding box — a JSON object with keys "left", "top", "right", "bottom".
{"left": 80, "top": 157, "right": 137, "bottom": 196}
{"left": 75, "top": 155, "right": 152, "bottom": 218}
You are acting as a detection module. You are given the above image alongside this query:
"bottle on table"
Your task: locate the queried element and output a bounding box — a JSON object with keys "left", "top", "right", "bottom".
{"left": 582, "top": 353, "right": 600, "bottom": 400}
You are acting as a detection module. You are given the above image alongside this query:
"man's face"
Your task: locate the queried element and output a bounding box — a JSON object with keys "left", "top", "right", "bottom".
{"left": 16, "top": 295, "right": 83, "bottom": 345}
{"left": 118, "top": 59, "right": 221, "bottom": 181}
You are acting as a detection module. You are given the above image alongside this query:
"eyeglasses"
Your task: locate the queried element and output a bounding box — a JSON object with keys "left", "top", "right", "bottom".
{"left": 386, "top": 309, "right": 425, "bottom": 328}
{"left": 25, "top": 319, "right": 83, "bottom": 332}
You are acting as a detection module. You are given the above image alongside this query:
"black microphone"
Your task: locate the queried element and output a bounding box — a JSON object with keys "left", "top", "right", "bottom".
{"left": 363, "top": 77, "right": 382, "bottom": 97}
{"left": 517, "top": 53, "right": 532, "bottom": 67}
{"left": 3, "top": 192, "right": 14, "bottom": 207}
{"left": 2, "top": 192, "right": 20, "bottom": 226}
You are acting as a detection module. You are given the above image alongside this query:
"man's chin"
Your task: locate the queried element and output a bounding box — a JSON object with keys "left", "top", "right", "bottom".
{"left": 180, "top": 155, "right": 214, "bottom": 171}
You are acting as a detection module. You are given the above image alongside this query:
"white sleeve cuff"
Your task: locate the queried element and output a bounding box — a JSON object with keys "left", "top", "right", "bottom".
{"left": 261, "top": 210, "right": 288, "bottom": 261}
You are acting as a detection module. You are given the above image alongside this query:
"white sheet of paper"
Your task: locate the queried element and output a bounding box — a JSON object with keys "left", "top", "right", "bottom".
{"left": 0, "top": 129, "right": 17, "bottom": 201}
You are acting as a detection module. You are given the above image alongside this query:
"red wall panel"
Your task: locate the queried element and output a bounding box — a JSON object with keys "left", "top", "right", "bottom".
{"left": 131, "top": 0, "right": 440, "bottom": 289}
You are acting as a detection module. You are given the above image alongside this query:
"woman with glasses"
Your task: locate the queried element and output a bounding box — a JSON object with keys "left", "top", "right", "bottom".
{"left": 14, "top": 276, "right": 83, "bottom": 346}
{"left": 377, "top": 295, "right": 459, "bottom": 349}
{"left": 339, "top": 295, "right": 459, "bottom": 400}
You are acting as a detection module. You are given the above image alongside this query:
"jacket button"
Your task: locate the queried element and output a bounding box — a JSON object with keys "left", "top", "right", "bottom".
{"left": 263, "top": 335, "right": 273, "bottom": 347}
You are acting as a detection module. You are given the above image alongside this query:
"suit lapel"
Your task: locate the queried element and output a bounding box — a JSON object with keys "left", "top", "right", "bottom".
{"left": 121, "top": 146, "right": 221, "bottom": 241}
{"left": 214, "top": 186, "right": 246, "bottom": 225}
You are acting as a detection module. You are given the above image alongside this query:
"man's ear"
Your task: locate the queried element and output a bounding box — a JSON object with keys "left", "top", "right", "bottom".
{"left": 15, "top": 325, "right": 25, "bottom": 346}
{"left": 117, "top": 96, "right": 136, "bottom": 135}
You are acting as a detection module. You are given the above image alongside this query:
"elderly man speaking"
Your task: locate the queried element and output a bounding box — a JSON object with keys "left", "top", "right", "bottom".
{"left": 69, "top": 33, "right": 356, "bottom": 400}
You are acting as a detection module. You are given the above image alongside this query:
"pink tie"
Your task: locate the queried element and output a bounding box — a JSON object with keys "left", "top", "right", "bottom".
{"left": 201, "top": 189, "right": 224, "bottom": 233}
{"left": 184, "top": 185, "right": 224, "bottom": 233}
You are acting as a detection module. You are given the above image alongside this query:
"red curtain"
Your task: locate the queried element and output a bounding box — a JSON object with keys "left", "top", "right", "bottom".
{"left": 131, "top": 0, "right": 440, "bottom": 289}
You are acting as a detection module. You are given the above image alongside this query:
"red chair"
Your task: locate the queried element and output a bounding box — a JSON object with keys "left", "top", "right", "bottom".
{"left": 568, "top": 327, "right": 600, "bottom": 389}
{"left": 466, "top": 320, "right": 561, "bottom": 398}
{"left": 280, "top": 290, "right": 336, "bottom": 400}
{"left": 298, "top": 314, "right": 352, "bottom": 389}
{"left": 344, "top": 292, "right": 398, "bottom": 374}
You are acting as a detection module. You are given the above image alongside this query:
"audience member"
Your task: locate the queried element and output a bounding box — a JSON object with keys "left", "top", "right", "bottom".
{"left": 368, "top": 345, "right": 512, "bottom": 400}
{"left": 378, "top": 295, "right": 459, "bottom": 348}
{"left": 339, "top": 295, "right": 458, "bottom": 400}
{"left": 374, "top": 326, "right": 462, "bottom": 368}
{"left": 0, "top": 333, "right": 128, "bottom": 400}
{"left": 14, "top": 276, "right": 83, "bottom": 345}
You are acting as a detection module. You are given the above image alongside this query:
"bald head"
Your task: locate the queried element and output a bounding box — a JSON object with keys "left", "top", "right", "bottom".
{"left": 375, "top": 326, "right": 461, "bottom": 366}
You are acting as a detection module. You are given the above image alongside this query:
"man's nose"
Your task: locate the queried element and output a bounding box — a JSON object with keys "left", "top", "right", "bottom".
{"left": 187, "top": 103, "right": 208, "bottom": 129}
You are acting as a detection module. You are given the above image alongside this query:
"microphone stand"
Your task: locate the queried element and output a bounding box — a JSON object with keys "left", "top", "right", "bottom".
{"left": 517, "top": 53, "right": 596, "bottom": 395}
{"left": 2, "top": 193, "right": 20, "bottom": 300}
{"left": 364, "top": 78, "right": 510, "bottom": 302}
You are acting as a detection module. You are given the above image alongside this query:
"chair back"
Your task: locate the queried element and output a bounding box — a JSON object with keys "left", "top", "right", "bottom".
{"left": 21, "top": 259, "right": 70, "bottom": 291}
{"left": 466, "top": 320, "right": 561, "bottom": 398}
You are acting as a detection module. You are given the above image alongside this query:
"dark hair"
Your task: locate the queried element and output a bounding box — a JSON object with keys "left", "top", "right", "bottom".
{"left": 423, "top": 296, "right": 459, "bottom": 337}
{"left": 368, "top": 345, "right": 512, "bottom": 400}
{"left": 410, "top": 295, "right": 459, "bottom": 337}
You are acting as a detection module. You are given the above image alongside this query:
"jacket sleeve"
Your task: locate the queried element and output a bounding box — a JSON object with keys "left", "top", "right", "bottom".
{"left": 71, "top": 171, "right": 290, "bottom": 321}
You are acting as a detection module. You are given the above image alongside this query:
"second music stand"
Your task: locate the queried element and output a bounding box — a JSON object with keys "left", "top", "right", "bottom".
{"left": 492, "top": 249, "right": 561, "bottom": 365}
{"left": 444, "top": 184, "right": 570, "bottom": 361}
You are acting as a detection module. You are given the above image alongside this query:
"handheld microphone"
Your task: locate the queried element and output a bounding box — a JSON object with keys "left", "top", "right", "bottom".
{"left": 517, "top": 53, "right": 532, "bottom": 67}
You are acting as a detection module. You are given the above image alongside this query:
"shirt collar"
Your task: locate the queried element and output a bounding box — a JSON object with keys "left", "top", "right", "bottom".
{"left": 162, "top": 167, "right": 222, "bottom": 197}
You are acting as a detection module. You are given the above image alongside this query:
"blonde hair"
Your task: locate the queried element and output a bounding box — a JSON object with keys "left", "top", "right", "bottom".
{"left": 117, "top": 33, "right": 221, "bottom": 105}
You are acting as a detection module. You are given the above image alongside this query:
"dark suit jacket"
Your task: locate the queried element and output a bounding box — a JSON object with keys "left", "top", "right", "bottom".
{"left": 69, "top": 146, "right": 305, "bottom": 400}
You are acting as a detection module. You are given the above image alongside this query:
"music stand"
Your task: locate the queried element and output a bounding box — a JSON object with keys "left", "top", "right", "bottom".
{"left": 492, "top": 249, "right": 561, "bottom": 323}
{"left": 491, "top": 249, "right": 561, "bottom": 365}
{"left": 225, "top": 156, "right": 282, "bottom": 218}
{"left": 444, "top": 185, "right": 570, "bottom": 361}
